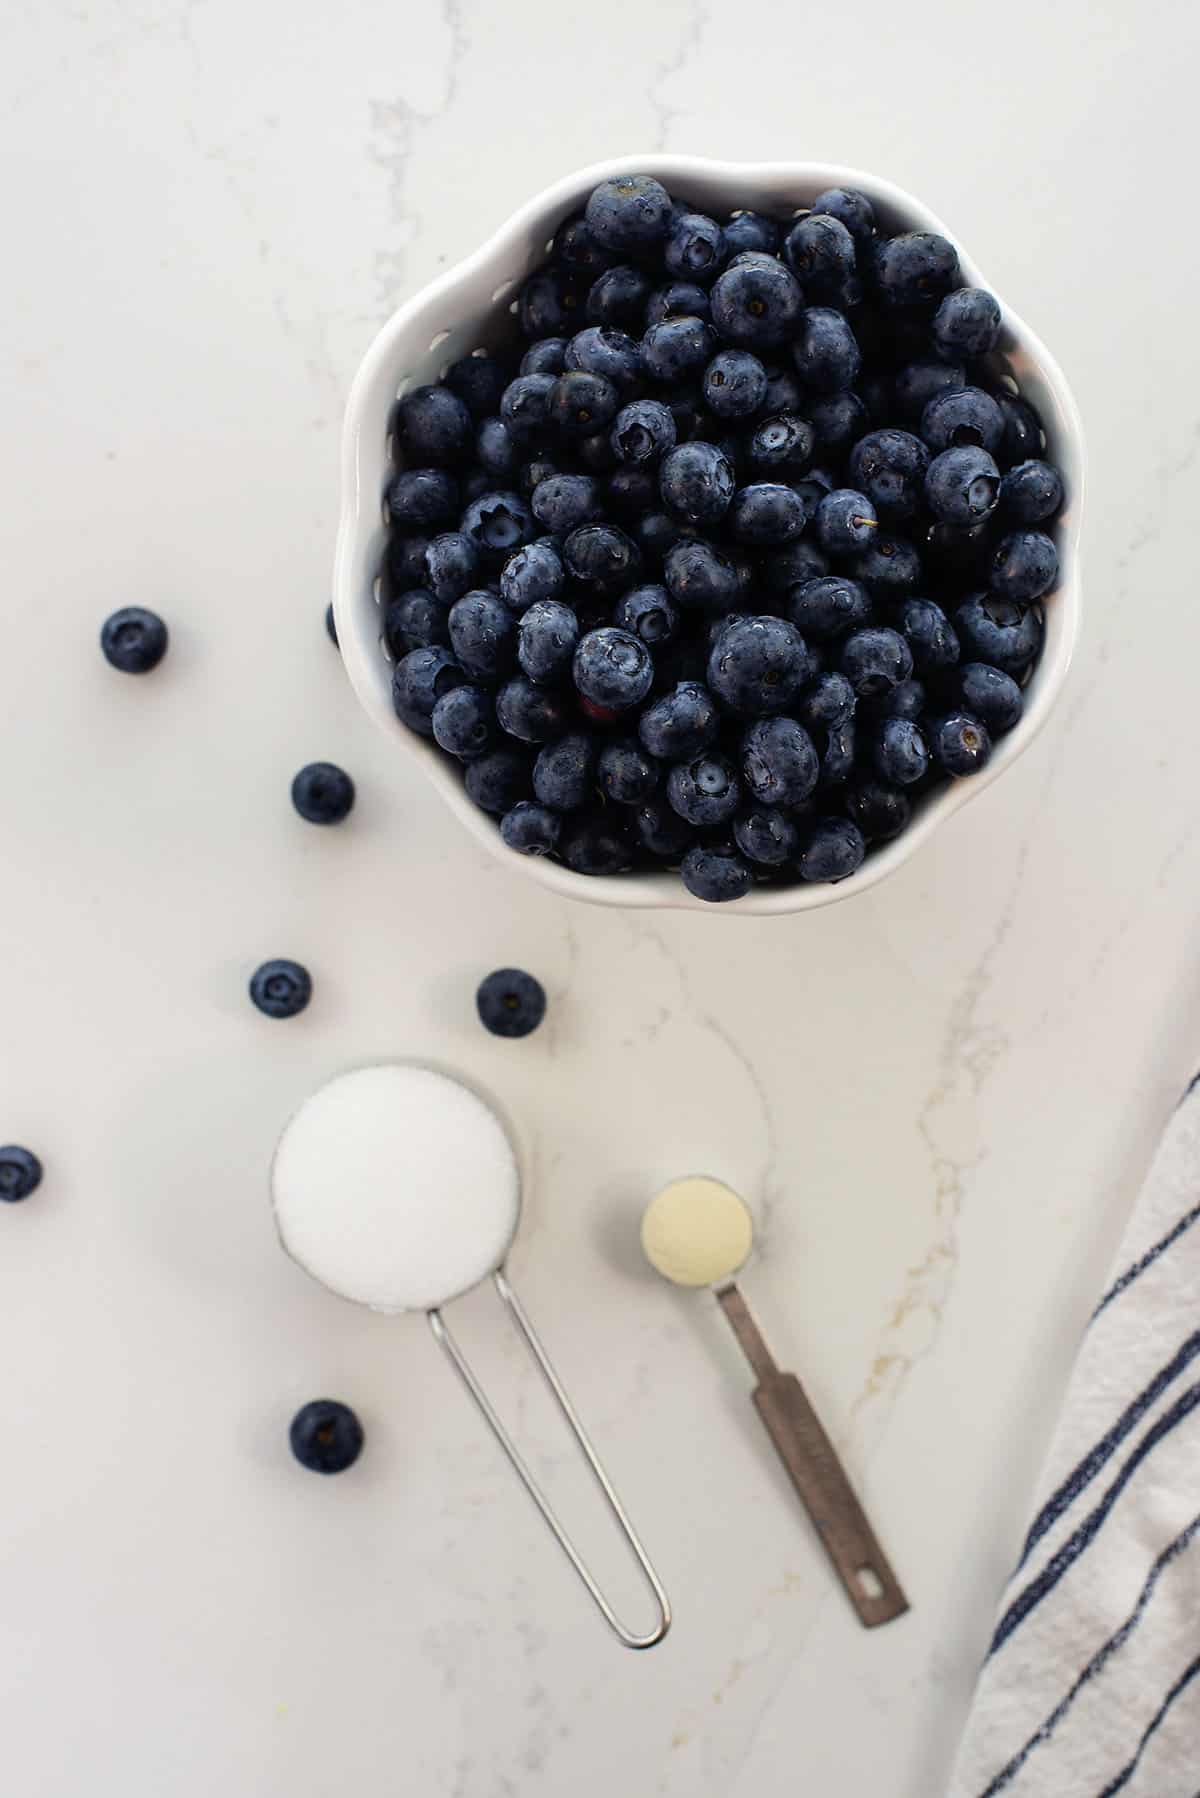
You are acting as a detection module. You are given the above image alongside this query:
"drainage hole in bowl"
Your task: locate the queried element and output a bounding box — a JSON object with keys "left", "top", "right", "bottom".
{"left": 490, "top": 281, "right": 516, "bottom": 305}
{"left": 373, "top": 574, "right": 383, "bottom": 608}
{"left": 378, "top": 632, "right": 394, "bottom": 665}
{"left": 394, "top": 372, "right": 414, "bottom": 400}
{"left": 428, "top": 329, "right": 450, "bottom": 353}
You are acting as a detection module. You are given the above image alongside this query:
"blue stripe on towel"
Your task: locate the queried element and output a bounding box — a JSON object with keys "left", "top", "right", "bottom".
{"left": 978, "top": 1513, "right": 1200, "bottom": 1795}
{"left": 1018, "top": 1331, "right": 1200, "bottom": 1568}
{"left": 989, "top": 1381, "right": 1200, "bottom": 1657}
{"left": 1092, "top": 1197, "right": 1200, "bottom": 1322}
{"left": 1095, "top": 1650, "right": 1200, "bottom": 1796}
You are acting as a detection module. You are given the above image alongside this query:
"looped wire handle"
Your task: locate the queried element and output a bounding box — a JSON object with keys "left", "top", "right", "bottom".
{"left": 428, "top": 1269, "right": 671, "bottom": 1650}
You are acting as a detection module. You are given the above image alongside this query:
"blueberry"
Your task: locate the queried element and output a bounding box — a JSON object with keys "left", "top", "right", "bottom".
{"left": 819, "top": 719, "right": 856, "bottom": 784}
{"left": 734, "top": 806, "right": 800, "bottom": 866}
{"left": 476, "top": 415, "right": 519, "bottom": 479}
{"left": 921, "top": 386, "right": 1005, "bottom": 456}
{"left": 465, "top": 746, "right": 532, "bottom": 815}
{"left": 923, "top": 518, "right": 997, "bottom": 585}
{"left": 955, "top": 593, "right": 1043, "bottom": 673}
{"left": 665, "top": 212, "right": 725, "bottom": 281}
{"left": 989, "top": 530, "right": 1059, "bottom": 604}
{"left": 531, "top": 473, "right": 602, "bottom": 535}
{"left": 290, "top": 1399, "right": 363, "bottom": 1474}
{"left": 564, "top": 324, "right": 644, "bottom": 391}
{"left": 460, "top": 470, "right": 489, "bottom": 507}
{"left": 816, "top": 489, "right": 879, "bottom": 555}
{"left": 573, "top": 626, "right": 653, "bottom": 710}
{"left": 958, "top": 662, "right": 1024, "bottom": 734}
{"left": 667, "top": 751, "right": 741, "bottom": 827}
{"left": 291, "top": 761, "right": 356, "bottom": 823}
{"left": 607, "top": 466, "right": 659, "bottom": 518}
{"left": 447, "top": 590, "right": 516, "bottom": 679}
{"left": 741, "top": 716, "right": 819, "bottom": 807}
{"left": 598, "top": 738, "right": 660, "bottom": 804}
{"left": 638, "top": 681, "right": 720, "bottom": 760}
{"left": 460, "top": 490, "right": 535, "bottom": 562}
{"left": 637, "top": 509, "right": 693, "bottom": 563}
{"left": 0, "top": 1145, "right": 42, "bottom": 1203}
{"left": 392, "top": 645, "right": 466, "bottom": 735}
{"left": 722, "top": 210, "right": 781, "bottom": 256}
{"left": 445, "top": 353, "right": 509, "bottom": 417}
{"left": 250, "top": 959, "right": 312, "bottom": 1019}
{"left": 324, "top": 603, "right": 338, "bottom": 647}
{"left": 845, "top": 775, "right": 911, "bottom": 842}
{"left": 520, "top": 337, "right": 569, "bottom": 376}
{"left": 797, "top": 817, "right": 866, "bottom": 882}
{"left": 876, "top": 677, "right": 926, "bottom": 723}
{"left": 646, "top": 281, "right": 712, "bottom": 325}
{"left": 549, "top": 369, "right": 620, "bottom": 437}
{"left": 849, "top": 533, "right": 922, "bottom": 598}
{"left": 783, "top": 214, "right": 858, "bottom": 304}
{"left": 1000, "top": 459, "right": 1064, "bottom": 525}
{"left": 873, "top": 232, "right": 959, "bottom": 308}
{"left": 395, "top": 384, "right": 472, "bottom": 466}
{"left": 847, "top": 429, "right": 930, "bottom": 524}
{"left": 839, "top": 627, "right": 913, "bottom": 699}
{"left": 810, "top": 187, "right": 876, "bottom": 245}
{"left": 499, "top": 540, "right": 565, "bottom": 613}
{"left": 533, "top": 732, "right": 597, "bottom": 810}
{"left": 576, "top": 431, "right": 620, "bottom": 476}
{"left": 931, "top": 711, "right": 992, "bottom": 776}
{"left": 564, "top": 523, "right": 640, "bottom": 591}
{"left": 387, "top": 468, "right": 459, "bottom": 532}
{"left": 635, "top": 798, "right": 695, "bottom": 859}
{"left": 476, "top": 966, "right": 547, "bottom": 1038}
{"left": 710, "top": 258, "right": 803, "bottom": 349}
{"left": 615, "top": 583, "right": 678, "bottom": 646}
{"left": 496, "top": 676, "right": 570, "bottom": 743}
{"left": 925, "top": 446, "right": 1001, "bottom": 525}
{"left": 100, "top": 606, "right": 168, "bottom": 674}
{"left": 680, "top": 842, "right": 754, "bottom": 904}
{"left": 516, "top": 600, "right": 580, "bottom": 685}
{"left": 996, "top": 392, "right": 1045, "bottom": 464}
{"left": 518, "top": 268, "right": 584, "bottom": 338}
{"left": 797, "top": 670, "right": 856, "bottom": 731}
{"left": 430, "top": 684, "right": 494, "bottom": 759}
{"left": 785, "top": 575, "right": 873, "bottom": 642}
{"left": 707, "top": 615, "right": 812, "bottom": 717}
{"left": 732, "top": 483, "right": 806, "bottom": 547}
{"left": 663, "top": 539, "right": 740, "bottom": 612}
{"left": 642, "top": 316, "right": 717, "bottom": 384}
{"left": 703, "top": 349, "right": 768, "bottom": 419}
{"left": 873, "top": 717, "right": 929, "bottom": 785}
{"left": 562, "top": 813, "right": 634, "bottom": 875}
{"left": 808, "top": 390, "right": 868, "bottom": 456}
{"left": 500, "top": 373, "right": 556, "bottom": 442}
{"left": 761, "top": 364, "right": 804, "bottom": 414}
{"left": 611, "top": 398, "right": 676, "bottom": 464}
{"left": 894, "top": 358, "right": 968, "bottom": 420}
{"left": 792, "top": 307, "right": 861, "bottom": 392}
{"left": 664, "top": 385, "right": 706, "bottom": 443}
{"left": 585, "top": 264, "right": 653, "bottom": 331}
{"left": 659, "top": 441, "right": 736, "bottom": 523}
{"left": 500, "top": 800, "right": 563, "bottom": 856}
{"left": 897, "top": 597, "right": 959, "bottom": 673}
{"left": 422, "top": 532, "right": 480, "bottom": 604}
{"left": 933, "top": 288, "right": 1002, "bottom": 359}
{"left": 585, "top": 174, "right": 673, "bottom": 252}
{"left": 552, "top": 212, "right": 616, "bottom": 276}
{"left": 745, "top": 411, "right": 815, "bottom": 478}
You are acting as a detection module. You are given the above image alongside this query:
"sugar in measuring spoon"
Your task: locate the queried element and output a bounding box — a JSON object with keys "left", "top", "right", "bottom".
{"left": 273, "top": 1064, "right": 670, "bottom": 1649}
{"left": 642, "top": 1176, "right": 908, "bottom": 1628}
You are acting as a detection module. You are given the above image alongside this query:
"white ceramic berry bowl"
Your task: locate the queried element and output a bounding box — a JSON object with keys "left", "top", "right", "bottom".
{"left": 333, "top": 154, "right": 1084, "bottom": 914}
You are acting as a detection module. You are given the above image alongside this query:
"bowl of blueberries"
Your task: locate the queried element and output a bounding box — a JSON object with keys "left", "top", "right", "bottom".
{"left": 333, "top": 156, "right": 1083, "bottom": 909}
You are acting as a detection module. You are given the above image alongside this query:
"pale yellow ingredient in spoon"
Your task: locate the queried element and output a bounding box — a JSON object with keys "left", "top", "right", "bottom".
{"left": 641, "top": 1176, "right": 754, "bottom": 1288}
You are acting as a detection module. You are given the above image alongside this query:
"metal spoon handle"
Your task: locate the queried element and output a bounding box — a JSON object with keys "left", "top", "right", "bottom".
{"left": 717, "top": 1283, "right": 908, "bottom": 1628}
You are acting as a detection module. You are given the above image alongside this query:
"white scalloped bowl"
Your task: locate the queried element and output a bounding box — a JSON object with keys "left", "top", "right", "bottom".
{"left": 334, "top": 155, "right": 1083, "bottom": 914}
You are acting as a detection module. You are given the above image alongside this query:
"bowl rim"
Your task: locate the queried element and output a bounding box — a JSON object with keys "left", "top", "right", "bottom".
{"left": 334, "top": 153, "right": 1085, "bottom": 915}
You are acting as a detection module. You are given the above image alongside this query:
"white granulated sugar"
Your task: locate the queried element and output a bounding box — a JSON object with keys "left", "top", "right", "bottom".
{"left": 271, "top": 1064, "right": 521, "bottom": 1314}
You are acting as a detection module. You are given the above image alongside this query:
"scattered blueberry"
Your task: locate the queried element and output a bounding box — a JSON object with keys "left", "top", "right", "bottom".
{"left": 250, "top": 959, "right": 312, "bottom": 1019}
{"left": 289, "top": 1400, "right": 364, "bottom": 1474}
{"left": 0, "top": 1146, "right": 42, "bottom": 1203}
{"left": 291, "top": 762, "right": 356, "bottom": 823}
{"left": 100, "top": 606, "right": 169, "bottom": 674}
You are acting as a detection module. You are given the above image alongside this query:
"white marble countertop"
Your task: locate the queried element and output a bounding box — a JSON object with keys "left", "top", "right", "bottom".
{"left": 4, "top": 3, "right": 1200, "bottom": 1792}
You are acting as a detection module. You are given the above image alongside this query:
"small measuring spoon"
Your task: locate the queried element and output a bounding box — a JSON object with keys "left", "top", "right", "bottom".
{"left": 642, "top": 1175, "right": 908, "bottom": 1628}
{"left": 272, "top": 1063, "right": 671, "bottom": 1649}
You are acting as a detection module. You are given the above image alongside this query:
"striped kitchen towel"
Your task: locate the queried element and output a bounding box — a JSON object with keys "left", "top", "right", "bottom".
{"left": 949, "top": 1076, "right": 1200, "bottom": 1797}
